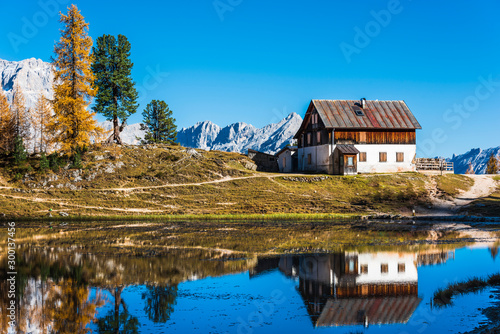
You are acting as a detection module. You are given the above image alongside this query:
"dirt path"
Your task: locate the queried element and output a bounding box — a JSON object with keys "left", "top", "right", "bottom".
{"left": 91, "top": 172, "right": 314, "bottom": 192}
{"left": 421, "top": 175, "right": 498, "bottom": 216}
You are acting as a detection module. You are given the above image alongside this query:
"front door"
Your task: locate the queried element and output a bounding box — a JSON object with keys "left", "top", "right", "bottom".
{"left": 344, "top": 154, "right": 357, "bottom": 175}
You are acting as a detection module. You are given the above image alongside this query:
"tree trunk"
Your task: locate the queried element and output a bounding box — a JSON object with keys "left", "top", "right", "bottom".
{"left": 112, "top": 115, "right": 123, "bottom": 145}
{"left": 114, "top": 286, "right": 123, "bottom": 334}
{"left": 107, "top": 96, "right": 124, "bottom": 145}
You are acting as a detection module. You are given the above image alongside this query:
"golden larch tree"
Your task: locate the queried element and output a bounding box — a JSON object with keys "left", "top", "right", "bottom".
{"left": 10, "top": 82, "right": 31, "bottom": 145}
{"left": 33, "top": 93, "right": 53, "bottom": 153}
{"left": 51, "top": 4, "right": 103, "bottom": 152}
{"left": 0, "top": 89, "right": 15, "bottom": 153}
{"left": 465, "top": 162, "right": 475, "bottom": 174}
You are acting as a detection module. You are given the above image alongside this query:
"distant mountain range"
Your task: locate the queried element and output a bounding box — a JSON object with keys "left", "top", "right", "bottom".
{"left": 0, "top": 57, "right": 498, "bottom": 169}
{"left": 447, "top": 146, "right": 500, "bottom": 174}
{"left": 176, "top": 113, "right": 302, "bottom": 154}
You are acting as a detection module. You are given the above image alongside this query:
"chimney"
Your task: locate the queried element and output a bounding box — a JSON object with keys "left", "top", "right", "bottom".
{"left": 360, "top": 97, "right": 366, "bottom": 108}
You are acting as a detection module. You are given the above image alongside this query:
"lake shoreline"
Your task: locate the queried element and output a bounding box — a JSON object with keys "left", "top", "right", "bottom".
{"left": 2, "top": 212, "right": 499, "bottom": 223}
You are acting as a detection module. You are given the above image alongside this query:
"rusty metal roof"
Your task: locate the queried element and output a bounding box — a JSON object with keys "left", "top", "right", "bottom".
{"left": 336, "top": 144, "right": 360, "bottom": 154}
{"left": 316, "top": 296, "right": 421, "bottom": 327}
{"left": 294, "top": 100, "right": 421, "bottom": 138}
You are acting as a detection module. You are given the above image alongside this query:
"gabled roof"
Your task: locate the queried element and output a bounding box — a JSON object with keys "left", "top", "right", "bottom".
{"left": 275, "top": 146, "right": 297, "bottom": 157}
{"left": 294, "top": 99, "right": 421, "bottom": 138}
{"left": 336, "top": 144, "right": 360, "bottom": 154}
{"left": 316, "top": 296, "right": 421, "bottom": 327}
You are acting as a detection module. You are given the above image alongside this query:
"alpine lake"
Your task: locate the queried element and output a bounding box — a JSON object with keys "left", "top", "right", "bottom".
{"left": 1, "top": 218, "right": 500, "bottom": 334}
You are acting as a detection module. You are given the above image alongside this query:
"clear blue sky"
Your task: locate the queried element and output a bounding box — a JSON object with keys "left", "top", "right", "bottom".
{"left": 0, "top": 0, "right": 499, "bottom": 157}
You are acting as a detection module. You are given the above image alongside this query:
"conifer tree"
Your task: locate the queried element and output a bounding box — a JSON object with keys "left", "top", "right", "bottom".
{"left": 33, "top": 93, "right": 53, "bottom": 153}
{"left": 51, "top": 4, "right": 102, "bottom": 152}
{"left": 39, "top": 152, "right": 50, "bottom": 172}
{"left": 92, "top": 34, "right": 138, "bottom": 144}
{"left": 0, "top": 89, "right": 15, "bottom": 153}
{"left": 140, "top": 100, "right": 177, "bottom": 144}
{"left": 486, "top": 153, "right": 499, "bottom": 174}
{"left": 13, "top": 135, "right": 27, "bottom": 165}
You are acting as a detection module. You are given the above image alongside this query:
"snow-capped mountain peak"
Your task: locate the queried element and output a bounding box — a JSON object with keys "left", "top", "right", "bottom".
{"left": 448, "top": 146, "right": 499, "bottom": 174}
{"left": 176, "top": 112, "right": 302, "bottom": 154}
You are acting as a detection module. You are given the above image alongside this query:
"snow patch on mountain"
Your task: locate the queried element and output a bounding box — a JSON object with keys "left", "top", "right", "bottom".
{"left": 448, "top": 146, "right": 500, "bottom": 174}
{"left": 0, "top": 57, "right": 54, "bottom": 107}
{"left": 177, "top": 112, "right": 303, "bottom": 154}
{"left": 98, "top": 121, "right": 146, "bottom": 145}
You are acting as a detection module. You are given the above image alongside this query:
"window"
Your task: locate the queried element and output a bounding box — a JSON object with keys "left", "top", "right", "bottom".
{"left": 349, "top": 260, "right": 355, "bottom": 272}
{"left": 381, "top": 264, "right": 388, "bottom": 274}
{"left": 347, "top": 156, "right": 354, "bottom": 166}
{"left": 396, "top": 152, "right": 404, "bottom": 162}
{"left": 283, "top": 157, "right": 286, "bottom": 168}
{"left": 316, "top": 132, "right": 321, "bottom": 145}
{"left": 398, "top": 263, "right": 406, "bottom": 273}
{"left": 360, "top": 264, "right": 368, "bottom": 274}
{"left": 307, "top": 133, "right": 311, "bottom": 145}
{"left": 359, "top": 152, "right": 367, "bottom": 162}
{"left": 352, "top": 105, "right": 364, "bottom": 116}
{"left": 379, "top": 152, "right": 387, "bottom": 162}
{"left": 307, "top": 154, "right": 312, "bottom": 165}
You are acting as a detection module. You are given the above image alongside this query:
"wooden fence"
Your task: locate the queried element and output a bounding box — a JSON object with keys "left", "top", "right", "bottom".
{"left": 415, "top": 158, "right": 454, "bottom": 172}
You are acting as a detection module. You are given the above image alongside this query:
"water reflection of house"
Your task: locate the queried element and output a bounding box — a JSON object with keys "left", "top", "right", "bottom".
{"left": 417, "top": 250, "right": 454, "bottom": 266}
{"left": 279, "top": 252, "right": 422, "bottom": 328}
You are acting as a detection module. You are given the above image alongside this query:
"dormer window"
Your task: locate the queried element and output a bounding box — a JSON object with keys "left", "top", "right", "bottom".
{"left": 352, "top": 105, "right": 364, "bottom": 116}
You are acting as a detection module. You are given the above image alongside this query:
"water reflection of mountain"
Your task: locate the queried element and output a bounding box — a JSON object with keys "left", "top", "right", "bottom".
{"left": 267, "top": 250, "right": 453, "bottom": 328}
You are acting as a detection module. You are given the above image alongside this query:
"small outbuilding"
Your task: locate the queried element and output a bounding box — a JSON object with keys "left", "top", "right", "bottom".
{"left": 276, "top": 146, "right": 297, "bottom": 173}
{"left": 247, "top": 149, "right": 279, "bottom": 172}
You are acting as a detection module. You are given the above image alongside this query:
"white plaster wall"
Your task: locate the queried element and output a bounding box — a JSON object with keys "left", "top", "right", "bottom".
{"left": 298, "top": 255, "right": 333, "bottom": 285}
{"left": 354, "top": 252, "right": 418, "bottom": 284}
{"left": 277, "top": 150, "right": 295, "bottom": 173}
{"left": 298, "top": 144, "right": 331, "bottom": 173}
{"left": 355, "top": 144, "right": 416, "bottom": 173}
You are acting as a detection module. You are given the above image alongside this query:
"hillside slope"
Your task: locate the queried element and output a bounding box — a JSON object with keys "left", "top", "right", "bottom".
{"left": 0, "top": 144, "right": 488, "bottom": 218}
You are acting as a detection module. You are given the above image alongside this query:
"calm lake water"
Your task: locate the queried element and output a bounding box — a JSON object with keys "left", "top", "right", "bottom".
{"left": 2, "top": 244, "right": 499, "bottom": 334}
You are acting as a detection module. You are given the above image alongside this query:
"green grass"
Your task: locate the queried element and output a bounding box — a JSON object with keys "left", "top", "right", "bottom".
{"left": 464, "top": 189, "right": 500, "bottom": 217}
{"left": 2, "top": 212, "right": 360, "bottom": 222}
{"left": 434, "top": 174, "right": 474, "bottom": 198}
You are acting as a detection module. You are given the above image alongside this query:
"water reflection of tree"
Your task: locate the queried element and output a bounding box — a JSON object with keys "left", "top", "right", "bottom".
{"left": 489, "top": 246, "right": 498, "bottom": 260}
{"left": 142, "top": 285, "right": 178, "bottom": 323}
{"left": 97, "top": 287, "right": 139, "bottom": 334}
{"left": 0, "top": 247, "right": 256, "bottom": 332}
{"left": 47, "top": 278, "right": 105, "bottom": 334}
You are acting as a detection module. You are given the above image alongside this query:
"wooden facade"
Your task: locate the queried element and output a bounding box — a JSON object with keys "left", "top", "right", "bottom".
{"left": 334, "top": 130, "right": 416, "bottom": 145}
{"left": 335, "top": 283, "right": 418, "bottom": 298}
